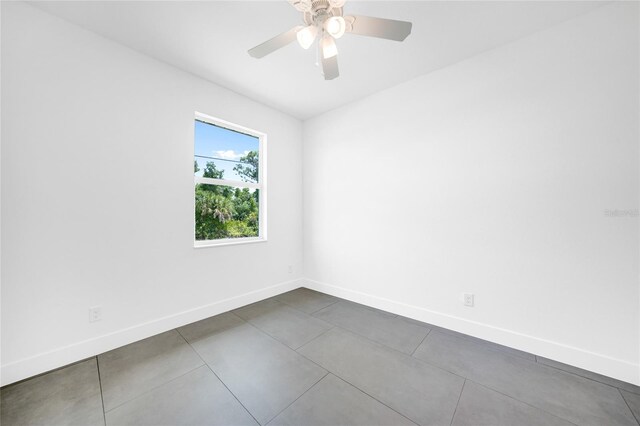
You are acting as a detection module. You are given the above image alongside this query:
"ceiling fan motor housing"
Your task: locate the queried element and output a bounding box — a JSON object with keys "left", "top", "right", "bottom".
{"left": 303, "top": 2, "right": 343, "bottom": 26}
{"left": 290, "top": 0, "right": 344, "bottom": 13}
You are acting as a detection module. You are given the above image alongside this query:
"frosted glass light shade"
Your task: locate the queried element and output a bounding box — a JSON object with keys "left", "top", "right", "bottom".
{"left": 325, "top": 16, "right": 346, "bottom": 39}
{"left": 297, "top": 25, "right": 318, "bottom": 49}
{"left": 321, "top": 35, "right": 338, "bottom": 59}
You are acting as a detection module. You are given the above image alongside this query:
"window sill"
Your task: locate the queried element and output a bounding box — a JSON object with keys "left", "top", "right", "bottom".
{"left": 194, "top": 237, "right": 267, "bottom": 248}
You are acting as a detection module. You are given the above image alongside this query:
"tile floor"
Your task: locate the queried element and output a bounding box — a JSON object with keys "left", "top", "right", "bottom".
{"left": 1, "top": 288, "right": 639, "bottom": 426}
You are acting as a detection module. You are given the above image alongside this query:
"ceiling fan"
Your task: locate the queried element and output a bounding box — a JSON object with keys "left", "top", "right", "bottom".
{"left": 248, "top": 0, "right": 412, "bottom": 80}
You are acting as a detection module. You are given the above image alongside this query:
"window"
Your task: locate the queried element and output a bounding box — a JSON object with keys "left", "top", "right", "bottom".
{"left": 194, "top": 112, "right": 266, "bottom": 247}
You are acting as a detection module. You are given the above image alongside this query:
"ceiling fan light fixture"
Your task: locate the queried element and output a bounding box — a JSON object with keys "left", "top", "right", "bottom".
{"left": 247, "top": 0, "right": 414, "bottom": 80}
{"left": 297, "top": 25, "right": 318, "bottom": 49}
{"left": 325, "top": 16, "right": 346, "bottom": 39}
{"left": 321, "top": 35, "right": 338, "bottom": 59}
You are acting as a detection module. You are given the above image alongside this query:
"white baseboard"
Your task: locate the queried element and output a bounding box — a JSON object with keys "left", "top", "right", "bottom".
{"left": 1, "top": 278, "right": 304, "bottom": 387}
{"left": 301, "top": 278, "right": 640, "bottom": 386}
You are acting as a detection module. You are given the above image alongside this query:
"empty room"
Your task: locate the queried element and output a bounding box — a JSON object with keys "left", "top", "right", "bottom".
{"left": 1, "top": 0, "right": 639, "bottom": 425}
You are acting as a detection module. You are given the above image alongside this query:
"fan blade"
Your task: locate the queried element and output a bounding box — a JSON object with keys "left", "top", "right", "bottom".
{"left": 248, "top": 25, "right": 304, "bottom": 58}
{"left": 345, "top": 15, "right": 412, "bottom": 41}
{"left": 321, "top": 53, "right": 339, "bottom": 80}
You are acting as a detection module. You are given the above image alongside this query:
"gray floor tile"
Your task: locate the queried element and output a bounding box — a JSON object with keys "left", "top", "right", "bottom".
{"left": 6, "top": 291, "right": 636, "bottom": 426}
{"left": 275, "top": 288, "right": 338, "bottom": 314}
{"left": 461, "top": 335, "right": 535, "bottom": 361}
{"left": 397, "top": 316, "right": 432, "bottom": 328}
{"left": 399, "top": 316, "right": 536, "bottom": 361}
{"left": 233, "top": 298, "right": 333, "bottom": 349}
{"left": 538, "top": 356, "right": 640, "bottom": 395}
{"left": 98, "top": 330, "right": 203, "bottom": 411}
{"left": 105, "top": 365, "right": 257, "bottom": 426}
{"left": 0, "top": 358, "right": 104, "bottom": 426}
{"left": 338, "top": 300, "right": 400, "bottom": 318}
{"left": 269, "top": 374, "right": 417, "bottom": 426}
{"left": 451, "top": 381, "right": 574, "bottom": 426}
{"left": 177, "top": 311, "right": 246, "bottom": 343}
{"left": 413, "top": 331, "right": 636, "bottom": 426}
{"left": 298, "top": 327, "right": 464, "bottom": 426}
{"left": 621, "top": 390, "right": 640, "bottom": 425}
{"left": 191, "top": 321, "right": 327, "bottom": 425}
{"left": 313, "top": 301, "right": 430, "bottom": 354}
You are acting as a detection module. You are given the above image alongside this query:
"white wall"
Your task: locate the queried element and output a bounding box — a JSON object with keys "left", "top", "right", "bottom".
{"left": 303, "top": 3, "right": 639, "bottom": 384}
{"left": 1, "top": 2, "right": 303, "bottom": 385}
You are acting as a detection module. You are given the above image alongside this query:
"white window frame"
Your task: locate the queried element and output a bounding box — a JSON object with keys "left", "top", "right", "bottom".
{"left": 194, "top": 112, "right": 267, "bottom": 248}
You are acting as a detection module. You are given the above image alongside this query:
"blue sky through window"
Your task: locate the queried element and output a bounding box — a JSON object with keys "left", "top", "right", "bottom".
{"left": 194, "top": 120, "right": 259, "bottom": 182}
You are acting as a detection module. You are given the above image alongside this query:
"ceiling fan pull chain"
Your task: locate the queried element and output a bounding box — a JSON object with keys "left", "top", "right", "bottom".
{"left": 315, "top": 38, "right": 321, "bottom": 69}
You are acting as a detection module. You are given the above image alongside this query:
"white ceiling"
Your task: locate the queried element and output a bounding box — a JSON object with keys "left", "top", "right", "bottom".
{"left": 32, "top": 1, "right": 604, "bottom": 120}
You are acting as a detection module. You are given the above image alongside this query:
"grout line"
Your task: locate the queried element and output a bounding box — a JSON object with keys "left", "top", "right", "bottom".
{"left": 449, "top": 379, "right": 466, "bottom": 426}
{"left": 272, "top": 289, "right": 341, "bottom": 316}
{"left": 327, "top": 374, "right": 421, "bottom": 426}
{"left": 294, "top": 325, "right": 337, "bottom": 351}
{"left": 175, "top": 327, "right": 261, "bottom": 426}
{"left": 423, "top": 330, "right": 544, "bottom": 370}
{"left": 264, "top": 372, "right": 330, "bottom": 425}
{"left": 289, "top": 327, "right": 421, "bottom": 425}
{"left": 410, "top": 328, "right": 432, "bottom": 357}
{"left": 307, "top": 299, "right": 340, "bottom": 315}
{"left": 294, "top": 350, "right": 421, "bottom": 426}
{"left": 535, "top": 357, "right": 638, "bottom": 394}
{"left": 222, "top": 320, "right": 335, "bottom": 423}
{"left": 312, "top": 299, "right": 398, "bottom": 318}
{"left": 95, "top": 356, "right": 107, "bottom": 426}
{"left": 228, "top": 310, "right": 251, "bottom": 323}
{"left": 244, "top": 295, "right": 339, "bottom": 323}
{"left": 231, "top": 296, "right": 339, "bottom": 355}
{"left": 334, "top": 378, "right": 421, "bottom": 426}
{"left": 309, "top": 323, "right": 582, "bottom": 426}
{"left": 619, "top": 388, "right": 640, "bottom": 426}
{"left": 234, "top": 304, "right": 335, "bottom": 352}
{"left": 401, "top": 333, "right": 582, "bottom": 426}
{"left": 102, "top": 362, "right": 204, "bottom": 414}
{"left": 0, "top": 356, "right": 97, "bottom": 390}
{"left": 318, "top": 320, "right": 435, "bottom": 360}
{"left": 433, "top": 329, "right": 536, "bottom": 362}
{"left": 99, "top": 328, "right": 211, "bottom": 414}
{"left": 407, "top": 352, "right": 466, "bottom": 381}
{"left": 242, "top": 319, "right": 298, "bottom": 350}
{"left": 303, "top": 303, "right": 434, "bottom": 357}
{"left": 311, "top": 323, "right": 467, "bottom": 381}
{"left": 230, "top": 322, "right": 418, "bottom": 426}
{"left": 238, "top": 293, "right": 424, "bottom": 360}
{"left": 324, "top": 291, "right": 631, "bottom": 393}
{"left": 204, "top": 364, "right": 261, "bottom": 425}
{"left": 466, "top": 380, "right": 581, "bottom": 426}
{"left": 242, "top": 320, "right": 330, "bottom": 359}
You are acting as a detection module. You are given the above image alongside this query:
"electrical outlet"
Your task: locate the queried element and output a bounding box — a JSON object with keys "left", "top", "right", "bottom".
{"left": 288, "top": 265, "right": 293, "bottom": 274}
{"left": 463, "top": 293, "right": 474, "bottom": 307}
{"left": 89, "top": 306, "right": 102, "bottom": 322}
